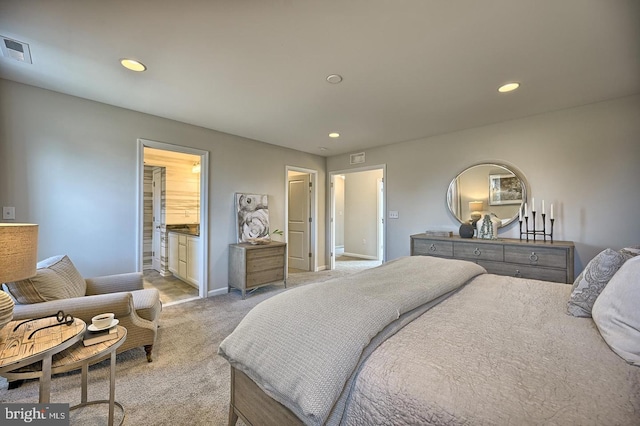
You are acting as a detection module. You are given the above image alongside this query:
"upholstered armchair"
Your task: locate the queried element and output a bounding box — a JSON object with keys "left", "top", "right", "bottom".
{"left": 2, "top": 255, "right": 161, "bottom": 363}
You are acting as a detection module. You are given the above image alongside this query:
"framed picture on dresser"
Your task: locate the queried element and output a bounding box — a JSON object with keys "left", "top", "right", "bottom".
{"left": 489, "top": 173, "right": 523, "bottom": 206}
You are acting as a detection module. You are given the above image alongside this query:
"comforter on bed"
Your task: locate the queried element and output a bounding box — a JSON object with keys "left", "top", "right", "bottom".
{"left": 342, "top": 274, "right": 640, "bottom": 425}
{"left": 218, "top": 256, "right": 486, "bottom": 425}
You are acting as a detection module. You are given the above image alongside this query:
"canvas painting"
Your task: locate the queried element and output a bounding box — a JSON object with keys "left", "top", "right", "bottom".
{"left": 235, "top": 193, "right": 270, "bottom": 243}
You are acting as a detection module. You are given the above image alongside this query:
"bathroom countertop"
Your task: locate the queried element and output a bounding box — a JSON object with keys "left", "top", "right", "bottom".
{"left": 166, "top": 225, "right": 200, "bottom": 237}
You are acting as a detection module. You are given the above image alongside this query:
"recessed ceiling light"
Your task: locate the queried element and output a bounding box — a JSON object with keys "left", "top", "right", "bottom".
{"left": 326, "top": 74, "right": 343, "bottom": 84}
{"left": 319, "top": 147, "right": 328, "bottom": 151}
{"left": 498, "top": 82, "right": 520, "bottom": 93}
{"left": 329, "top": 132, "right": 340, "bottom": 138}
{"left": 120, "top": 58, "right": 147, "bottom": 72}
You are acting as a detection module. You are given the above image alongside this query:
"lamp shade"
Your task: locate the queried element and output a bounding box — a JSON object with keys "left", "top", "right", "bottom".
{"left": 469, "top": 201, "right": 484, "bottom": 212}
{"left": 0, "top": 223, "right": 38, "bottom": 330}
{"left": 0, "top": 224, "right": 39, "bottom": 283}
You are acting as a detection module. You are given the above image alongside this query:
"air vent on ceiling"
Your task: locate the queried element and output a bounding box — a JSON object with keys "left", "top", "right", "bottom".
{"left": 1, "top": 36, "right": 32, "bottom": 64}
{"left": 350, "top": 152, "right": 365, "bottom": 165}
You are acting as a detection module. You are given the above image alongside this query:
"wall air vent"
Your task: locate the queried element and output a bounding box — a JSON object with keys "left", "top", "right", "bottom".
{"left": 1, "top": 36, "right": 32, "bottom": 64}
{"left": 350, "top": 152, "right": 365, "bottom": 165}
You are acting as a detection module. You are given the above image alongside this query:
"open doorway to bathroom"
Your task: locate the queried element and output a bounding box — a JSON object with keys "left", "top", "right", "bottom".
{"left": 330, "top": 165, "right": 385, "bottom": 272}
{"left": 137, "top": 139, "right": 209, "bottom": 306}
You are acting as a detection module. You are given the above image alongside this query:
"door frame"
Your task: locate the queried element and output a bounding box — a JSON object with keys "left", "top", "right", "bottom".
{"left": 136, "top": 138, "right": 209, "bottom": 299}
{"left": 151, "top": 167, "right": 163, "bottom": 272}
{"left": 329, "top": 164, "right": 386, "bottom": 270}
{"left": 285, "top": 166, "right": 318, "bottom": 272}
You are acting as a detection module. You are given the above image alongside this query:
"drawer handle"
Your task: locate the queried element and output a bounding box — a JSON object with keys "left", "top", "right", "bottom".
{"left": 514, "top": 269, "right": 522, "bottom": 278}
{"left": 429, "top": 244, "right": 437, "bottom": 252}
{"left": 529, "top": 252, "right": 539, "bottom": 262}
{"left": 473, "top": 248, "right": 481, "bottom": 256}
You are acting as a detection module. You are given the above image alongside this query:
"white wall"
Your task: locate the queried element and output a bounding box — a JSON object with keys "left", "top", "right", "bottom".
{"left": 326, "top": 95, "right": 640, "bottom": 274}
{"left": 0, "top": 79, "right": 326, "bottom": 293}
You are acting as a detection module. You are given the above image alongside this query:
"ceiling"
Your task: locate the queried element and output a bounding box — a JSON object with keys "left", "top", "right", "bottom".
{"left": 1, "top": 1, "right": 638, "bottom": 157}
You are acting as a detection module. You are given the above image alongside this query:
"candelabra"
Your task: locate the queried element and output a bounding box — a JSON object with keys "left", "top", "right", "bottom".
{"left": 519, "top": 211, "right": 554, "bottom": 243}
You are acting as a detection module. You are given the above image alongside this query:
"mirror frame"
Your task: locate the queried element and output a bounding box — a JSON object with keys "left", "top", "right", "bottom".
{"left": 446, "top": 162, "right": 528, "bottom": 229}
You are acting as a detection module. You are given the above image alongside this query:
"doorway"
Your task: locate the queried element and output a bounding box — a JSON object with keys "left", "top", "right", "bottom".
{"left": 285, "top": 166, "right": 318, "bottom": 274}
{"left": 330, "top": 165, "right": 386, "bottom": 271}
{"left": 136, "top": 139, "right": 209, "bottom": 304}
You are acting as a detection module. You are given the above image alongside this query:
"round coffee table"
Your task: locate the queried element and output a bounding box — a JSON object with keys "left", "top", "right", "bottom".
{"left": 0, "top": 316, "right": 86, "bottom": 403}
{"left": 2, "top": 322, "right": 127, "bottom": 426}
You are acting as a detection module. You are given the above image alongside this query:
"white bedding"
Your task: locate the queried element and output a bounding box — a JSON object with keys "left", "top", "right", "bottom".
{"left": 218, "top": 256, "right": 486, "bottom": 425}
{"left": 342, "top": 274, "right": 640, "bottom": 425}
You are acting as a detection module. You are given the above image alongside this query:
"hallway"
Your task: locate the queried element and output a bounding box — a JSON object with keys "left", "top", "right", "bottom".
{"left": 288, "top": 255, "right": 382, "bottom": 275}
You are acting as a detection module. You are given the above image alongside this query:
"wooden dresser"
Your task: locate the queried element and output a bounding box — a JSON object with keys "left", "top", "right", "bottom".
{"left": 410, "top": 234, "right": 574, "bottom": 283}
{"left": 228, "top": 242, "right": 287, "bottom": 299}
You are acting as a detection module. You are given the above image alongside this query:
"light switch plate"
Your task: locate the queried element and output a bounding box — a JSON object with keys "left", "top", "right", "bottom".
{"left": 3, "top": 206, "right": 16, "bottom": 220}
{"left": 388, "top": 210, "right": 399, "bottom": 219}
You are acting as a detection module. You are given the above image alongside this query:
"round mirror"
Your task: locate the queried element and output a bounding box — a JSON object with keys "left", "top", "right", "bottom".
{"left": 447, "top": 163, "right": 527, "bottom": 228}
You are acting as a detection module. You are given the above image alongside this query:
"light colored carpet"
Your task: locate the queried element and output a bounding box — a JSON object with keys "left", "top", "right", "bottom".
{"left": 0, "top": 266, "right": 371, "bottom": 425}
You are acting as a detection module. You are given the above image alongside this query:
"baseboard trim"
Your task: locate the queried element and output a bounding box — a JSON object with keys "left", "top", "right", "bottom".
{"left": 341, "top": 252, "right": 378, "bottom": 260}
{"left": 208, "top": 287, "right": 229, "bottom": 297}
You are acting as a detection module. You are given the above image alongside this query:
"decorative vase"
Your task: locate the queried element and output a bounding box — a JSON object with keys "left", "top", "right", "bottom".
{"left": 459, "top": 222, "right": 475, "bottom": 238}
{"left": 0, "top": 291, "right": 14, "bottom": 330}
{"left": 477, "top": 214, "right": 500, "bottom": 240}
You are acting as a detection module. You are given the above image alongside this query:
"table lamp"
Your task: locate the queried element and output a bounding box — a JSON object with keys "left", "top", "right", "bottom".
{"left": 0, "top": 224, "right": 39, "bottom": 329}
{"left": 469, "top": 201, "right": 484, "bottom": 224}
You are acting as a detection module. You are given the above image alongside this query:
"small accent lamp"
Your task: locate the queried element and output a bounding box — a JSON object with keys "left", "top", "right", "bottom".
{"left": 0, "top": 224, "right": 39, "bottom": 330}
{"left": 469, "top": 201, "right": 484, "bottom": 224}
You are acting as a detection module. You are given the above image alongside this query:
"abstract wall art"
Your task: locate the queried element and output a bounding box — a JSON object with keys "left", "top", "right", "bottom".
{"left": 235, "top": 193, "right": 270, "bottom": 243}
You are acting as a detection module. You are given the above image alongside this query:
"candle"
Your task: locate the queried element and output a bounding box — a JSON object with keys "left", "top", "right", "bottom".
{"left": 550, "top": 204, "right": 554, "bottom": 219}
{"left": 524, "top": 202, "right": 528, "bottom": 217}
{"left": 532, "top": 197, "right": 535, "bottom": 212}
{"left": 519, "top": 205, "right": 522, "bottom": 221}
{"left": 542, "top": 200, "right": 545, "bottom": 215}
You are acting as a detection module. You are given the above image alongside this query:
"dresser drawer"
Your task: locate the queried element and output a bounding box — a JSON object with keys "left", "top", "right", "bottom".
{"left": 454, "top": 242, "right": 503, "bottom": 262}
{"left": 412, "top": 239, "right": 453, "bottom": 257}
{"left": 247, "top": 254, "right": 285, "bottom": 273}
{"left": 504, "top": 246, "right": 567, "bottom": 269}
{"left": 247, "top": 268, "right": 285, "bottom": 288}
{"left": 247, "top": 246, "right": 285, "bottom": 260}
{"left": 478, "top": 260, "right": 567, "bottom": 283}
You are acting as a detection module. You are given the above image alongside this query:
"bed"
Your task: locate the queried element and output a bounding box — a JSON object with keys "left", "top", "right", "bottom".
{"left": 218, "top": 255, "right": 640, "bottom": 426}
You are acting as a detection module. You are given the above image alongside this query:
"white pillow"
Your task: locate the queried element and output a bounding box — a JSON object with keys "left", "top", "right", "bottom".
{"left": 592, "top": 255, "right": 640, "bottom": 366}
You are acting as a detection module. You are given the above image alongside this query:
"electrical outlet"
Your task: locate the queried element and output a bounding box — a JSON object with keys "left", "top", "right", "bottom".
{"left": 388, "top": 211, "right": 399, "bottom": 219}
{"left": 3, "top": 206, "right": 15, "bottom": 220}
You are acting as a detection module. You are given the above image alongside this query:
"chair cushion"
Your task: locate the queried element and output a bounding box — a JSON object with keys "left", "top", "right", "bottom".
{"left": 4, "top": 255, "right": 87, "bottom": 304}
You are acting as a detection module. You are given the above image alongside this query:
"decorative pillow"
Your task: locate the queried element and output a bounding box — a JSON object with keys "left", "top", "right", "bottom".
{"left": 566, "top": 248, "right": 631, "bottom": 317}
{"left": 592, "top": 255, "right": 640, "bottom": 366}
{"left": 4, "top": 255, "right": 87, "bottom": 304}
{"left": 619, "top": 245, "right": 640, "bottom": 258}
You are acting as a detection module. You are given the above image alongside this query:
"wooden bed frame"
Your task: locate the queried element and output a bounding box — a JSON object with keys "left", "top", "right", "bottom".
{"left": 229, "top": 366, "right": 303, "bottom": 426}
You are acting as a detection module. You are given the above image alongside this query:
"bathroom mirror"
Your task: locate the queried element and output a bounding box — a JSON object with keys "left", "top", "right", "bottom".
{"left": 447, "top": 163, "right": 527, "bottom": 228}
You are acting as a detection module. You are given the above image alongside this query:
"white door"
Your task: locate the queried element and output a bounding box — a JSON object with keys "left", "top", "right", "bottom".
{"left": 288, "top": 173, "right": 310, "bottom": 270}
{"left": 377, "top": 178, "right": 384, "bottom": 261}
{"left": 152, "top": 168, "right": 162, "bottom": 272}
